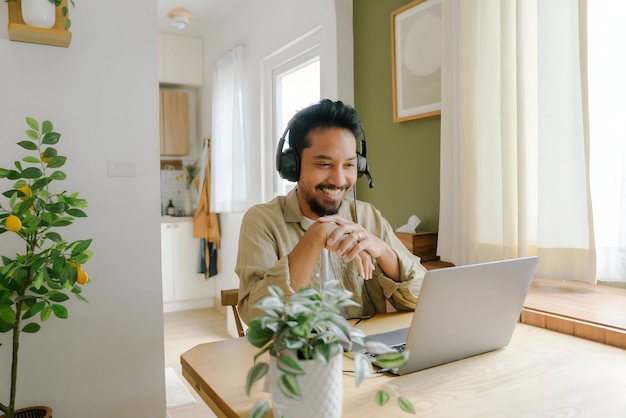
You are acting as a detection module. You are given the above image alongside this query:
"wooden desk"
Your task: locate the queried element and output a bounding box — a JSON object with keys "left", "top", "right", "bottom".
{"left": 181, "top": 312, "right": 626, "bottom": 417}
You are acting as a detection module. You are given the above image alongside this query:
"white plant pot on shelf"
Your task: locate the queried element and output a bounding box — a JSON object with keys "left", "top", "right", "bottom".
{"left": 266, "top": 354, "right": 343, "bottom": 418}
{"left": 21, "top": 0, "right": 56, "bottom": 29}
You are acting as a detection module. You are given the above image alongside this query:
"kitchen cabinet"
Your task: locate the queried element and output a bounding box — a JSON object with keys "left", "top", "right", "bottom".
{"left": 160, "top": 89, "right": 190, "bottom": 156}
{"left": 158, "top": 34, "right": 203, "bottom": 86}
{"left": 161, "top": 220, "right": 212, "bottom": 312}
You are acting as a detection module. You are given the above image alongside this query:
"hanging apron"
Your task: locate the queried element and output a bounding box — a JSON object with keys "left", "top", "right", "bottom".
{"left": 193, "top": 138, "right": 221, "bottom": 279}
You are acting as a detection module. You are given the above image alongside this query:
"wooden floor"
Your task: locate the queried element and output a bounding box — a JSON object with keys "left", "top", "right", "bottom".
{"left": 164, "top": 307, "right": 230, "bottom": 418}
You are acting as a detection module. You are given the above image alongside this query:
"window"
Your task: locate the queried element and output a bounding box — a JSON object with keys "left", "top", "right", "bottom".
{"left": 273, "top": 59, "right": 320, "bottom": 196}
{"left": 261, "top": 27, "right": 322, "bottom": 201}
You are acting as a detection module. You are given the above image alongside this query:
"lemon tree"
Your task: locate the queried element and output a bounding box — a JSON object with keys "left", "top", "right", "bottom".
{"left": 0, "top": 117, "right": 93, "bottom": 418}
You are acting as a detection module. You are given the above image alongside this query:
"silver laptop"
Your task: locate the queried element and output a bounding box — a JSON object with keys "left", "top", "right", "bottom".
{"left": 362, "top": 256, "right": 539, "bottom": 375}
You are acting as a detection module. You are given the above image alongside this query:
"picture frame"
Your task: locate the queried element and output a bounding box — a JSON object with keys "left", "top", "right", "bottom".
{"left": 391, "top": 0, "right": 442, "bottom": 122}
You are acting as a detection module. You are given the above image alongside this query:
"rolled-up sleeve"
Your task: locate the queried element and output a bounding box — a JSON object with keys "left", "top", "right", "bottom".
{"left": 235, "top": 203, "right": 300, "bottom": 325}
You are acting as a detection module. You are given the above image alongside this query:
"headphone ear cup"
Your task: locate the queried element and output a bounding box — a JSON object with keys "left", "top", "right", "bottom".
{"left": 356, "top": 153, "right": 367, "bottom": 177}
{"left": 278, "top": 147, "right": 300, "bottom": 182}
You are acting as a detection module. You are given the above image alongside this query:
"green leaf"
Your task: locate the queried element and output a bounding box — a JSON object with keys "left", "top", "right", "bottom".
{"left": 41, "top": 306, "right": 51, "bottom": 321}
{"left": 22, "top": 322, "right": 41, "bottom": 333}
{"left": 71, "top": 239, "right": 92, "bottom": 256}
{"left": 52, "top": 304, "right": 68, "bottom": 319}
{"left": 277, "top": 350, "right": 306, "bottom": 375}
{"left": 0, "top": 168, "right": 11, "bottom": 178}
{"left": 42, "top": 120, "right": 53, "bottom": 134}
{"left": 249, "top": 401, "right": 270, "bottom": 418}
{"left": 375, "top": 389, "right": 390, "bottom": 406}
{"left": 44, "top": 232, "right": 63, "bottom": 242}
{"left": 46, "top": 201, "right": 68, "bottom": 213}
{"left": 42, "top": 132, "right": 61, "bottom": 145}
{"left": 26, "top": 117, "right": 39, "bottom": 131}
{"left": 352, "top": 352, "right": 373, "bottom": 387}
{"left": 42, "top": 147, "right": 57, "bottom": 159}
{"left": 22, "top": 156, "right": 40, "bottom": 163}
{"left": 26, "top": 129, "right": 39, "bottom": 141}
{"left": 31, "top": 177, "right": 53, "bottom": 190}
{"left": 372, "top": 351, "right": 409, "bottom": 370}
{"left": 17, "top": 140, "right": 38, "bottom": 151}
{"left": 67, "top": 208, "right": 87, "bottom": 217}
{"left": 23, "top": 301, "right": 45, "bottom": 320}
{"left": 277, "top": 373, "right": 301, "bottom": 399}
{"left": 364, "top": 341, "right": 398, "bottom": 355}
{"left": 49, "top": 170, "right": 66, "bottom": 181}
{"left": 0, "top": 307, "right": 17, "bottom": 324}
{"left": 48, "top": 292, "right": 70, "bottom": 303}
{"left": 21, "top": 167, "right": 42, "bottom": 179}
{"left": 46, "top": 156, "right": 67, "bottom": 168}
{"left": 398, "top": 396, "right": 416, "bottom": 414}
{"left": 246, "top": 321, "right": 275, "bottom": 349}
{"left": 245, "top": 362, "right": 268, "bottom": 395}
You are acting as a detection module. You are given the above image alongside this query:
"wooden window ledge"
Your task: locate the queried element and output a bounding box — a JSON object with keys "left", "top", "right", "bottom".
{"left": 521, "top": 278, "right": 626, "bottom": 349}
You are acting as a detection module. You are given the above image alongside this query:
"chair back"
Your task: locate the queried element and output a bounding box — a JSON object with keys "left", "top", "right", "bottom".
{"left": 221, "top": 288, "right": 245, "bottom": 337}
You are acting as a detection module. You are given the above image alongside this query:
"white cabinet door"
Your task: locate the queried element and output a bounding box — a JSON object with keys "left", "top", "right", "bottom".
{"left": 161, "top": 223, "right": 176, "bottom": 303}
{"left": 173, "top": 221, "right": 210, "bottom": 300}
{"left": 158, "top": 34, "right": 203, "bottom": 86}
{"left": 161, "top": 220, "right": 212, "bottom": 311}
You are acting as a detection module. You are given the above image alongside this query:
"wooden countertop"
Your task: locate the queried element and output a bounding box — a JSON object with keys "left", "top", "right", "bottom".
{"left": 161, "top": 216, "right": 193, "bottom": 223}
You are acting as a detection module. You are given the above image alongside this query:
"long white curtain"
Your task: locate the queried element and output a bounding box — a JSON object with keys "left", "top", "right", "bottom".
{"left": 439, "top": 0, "right": 597, "bottom": 282}
{"left": 211, "top": 45, "right": 247, "bottom": 213}
{"left": 588, "top": 2, "right": 626, "bottom": 282}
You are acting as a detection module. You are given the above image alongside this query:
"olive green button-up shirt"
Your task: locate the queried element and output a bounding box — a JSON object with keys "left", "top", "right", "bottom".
{"left": 235, "top": 188, "right": 427, "bottom": 325}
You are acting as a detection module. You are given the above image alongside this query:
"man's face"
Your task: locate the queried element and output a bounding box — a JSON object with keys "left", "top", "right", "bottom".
{"left": 296, "top": 127, "right": 358, "bottom": 219}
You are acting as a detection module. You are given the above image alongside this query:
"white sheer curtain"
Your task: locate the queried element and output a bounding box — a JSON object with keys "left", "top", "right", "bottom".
{"left": 211, "top": 45, "right": 247, "bottom": 213}
{"left": 588, "top": 2, "right": 626, "bottom": 282}
{"left": 439, "top": 0, "right": 597, "bottom": 282}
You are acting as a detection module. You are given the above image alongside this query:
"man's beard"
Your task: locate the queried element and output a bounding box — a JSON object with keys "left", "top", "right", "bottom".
{"left": 306, "top": 185, "right": 348, "bottom": 217}
{"left": 307, "top": 196, "right": 343, "bottom": 217}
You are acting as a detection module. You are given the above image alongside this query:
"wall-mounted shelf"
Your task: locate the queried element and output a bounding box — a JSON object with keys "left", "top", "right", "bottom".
{"left": 7, "top": 0, "right": 72, "bottom": 47}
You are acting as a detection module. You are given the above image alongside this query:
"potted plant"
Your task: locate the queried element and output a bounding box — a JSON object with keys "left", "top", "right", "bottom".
{"left": 245, "top": 282, "right": 416, "bottom": 418}
{"left": 0, "top": 117, "right": 93, "bottom": 418}
{"left": 4, "top": 0, "right": 75, "bottom": 30}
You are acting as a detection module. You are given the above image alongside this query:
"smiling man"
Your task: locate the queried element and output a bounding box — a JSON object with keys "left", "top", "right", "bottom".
{"left": 235, "top": 100, "right": 427, "bottom": 324}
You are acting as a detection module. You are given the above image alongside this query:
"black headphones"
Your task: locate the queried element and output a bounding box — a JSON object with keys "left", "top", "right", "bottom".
{"left": 275, "top": 121, "right": 375, "bottom": 188}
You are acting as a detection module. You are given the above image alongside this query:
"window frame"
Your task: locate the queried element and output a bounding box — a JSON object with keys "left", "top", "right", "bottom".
{"left": 260, "top": 27, "right": 323, "bottom": 202}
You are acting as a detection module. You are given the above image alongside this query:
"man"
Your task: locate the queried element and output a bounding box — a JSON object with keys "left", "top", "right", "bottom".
{"left": 236, "top": 99, "right": 426, "bottom": 324}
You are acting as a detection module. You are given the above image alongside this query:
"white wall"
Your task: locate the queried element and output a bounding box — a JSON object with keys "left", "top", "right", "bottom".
{"left": 0, "top": 1, "right": 165, "bottom": 417}
{"left": 193, "top": 0, "right": 354, "bottom": 336}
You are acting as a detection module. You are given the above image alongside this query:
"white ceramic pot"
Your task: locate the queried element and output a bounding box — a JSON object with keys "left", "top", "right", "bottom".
{"left": 21, "top": 0, "right": 56, "bottom": 29}
{"left": 267, "top": 354, "right": 343, "bottom": 418}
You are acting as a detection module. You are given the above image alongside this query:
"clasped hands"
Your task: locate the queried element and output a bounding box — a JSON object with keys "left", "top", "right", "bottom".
{"left": 312, "top": 215, "right": 387, "bottom": 280}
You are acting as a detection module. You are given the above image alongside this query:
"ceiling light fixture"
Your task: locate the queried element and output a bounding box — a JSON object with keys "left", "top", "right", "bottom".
{"left": 167, "top": 7, "right": 193, "bottom": 30}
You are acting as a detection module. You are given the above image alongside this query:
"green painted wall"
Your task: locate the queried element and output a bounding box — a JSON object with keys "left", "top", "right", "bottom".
{"left": 353, "top": 0, "right": 441, "bottom": 233}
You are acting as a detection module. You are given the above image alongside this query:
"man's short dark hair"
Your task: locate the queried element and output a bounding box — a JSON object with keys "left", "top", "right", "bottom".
{"left": 288, "top": 99, "right": 364, "bottom": 160}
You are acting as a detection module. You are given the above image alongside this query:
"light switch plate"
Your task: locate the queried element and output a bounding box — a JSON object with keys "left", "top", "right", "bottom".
{"left": 107, "top": 160, "right": 138, "bottom": 177}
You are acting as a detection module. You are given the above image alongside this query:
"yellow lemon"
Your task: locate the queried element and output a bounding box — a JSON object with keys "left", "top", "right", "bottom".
{"left": 40, "top": 153, "right": 51, "bottom": 163}
{"left": 19, "top": 185, "right": 32, "bottom": 201}
{"left": 5, "top": 215, "right": 22, "bottom": 232}
{"left": 77, "top": 268, "right": 89, "bottom": 285}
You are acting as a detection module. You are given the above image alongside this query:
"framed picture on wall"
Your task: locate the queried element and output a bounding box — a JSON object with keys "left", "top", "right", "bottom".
{"left": 391, "top": 0, "right": 442, "bottom": 123}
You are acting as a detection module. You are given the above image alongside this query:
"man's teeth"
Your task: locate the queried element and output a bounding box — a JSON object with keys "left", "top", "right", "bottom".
{"left": 321, "top": 188, "right": 342, "bottom": 196}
